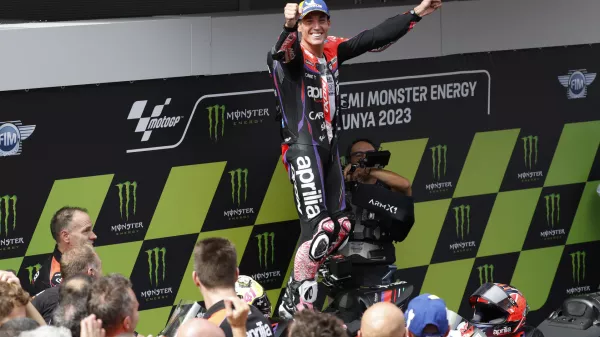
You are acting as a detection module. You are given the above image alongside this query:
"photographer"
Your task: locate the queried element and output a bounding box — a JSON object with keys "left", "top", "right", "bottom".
{"left": 343, "top": 139, "right": 411, "bottom": 196}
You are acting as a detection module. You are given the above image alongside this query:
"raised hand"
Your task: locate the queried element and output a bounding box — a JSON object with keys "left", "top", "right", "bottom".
{"left": 414, "top": 0, "right": 442, "bottom": 17}
{"left": 284, "top": 3, "right": 301, "bottom": 28}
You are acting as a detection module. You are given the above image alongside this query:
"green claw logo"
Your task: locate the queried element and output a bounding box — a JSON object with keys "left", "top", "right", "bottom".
{"left": 229, "top": 168, "right": 249, "bottom": 207}
{"left": 145, "top": 247, "right": 167, "bottom": 286}
{"left": 544, "top": 193, "right": 560, "bottom": 228}
{"left": 430, "top": 145, "right": 447, "bottom": 181}
{"left": 25, "top": 263, "right": 41, "bottom": 284}
{"left": 521, "top": 135, "right": 539, "bottom": 170}
{"left": 0, "top": 195, "right": 17, "bottom": 237}
{"left": 116, "top": 181, "right": 137, "bottom": 221}
{"left": 453, "top": 204, "right": 471, "bottom": 240}
{"left": 207, "top": 105, "right": 226, "bottom": 142}
{"left": 570, "top": 251, "right": 586, "bottom": 285}
{"left": 256, "top": 232, "right": 275, "bottom": 269}
{"left": 477, "top": 264, "right": 494, "bottom": 286}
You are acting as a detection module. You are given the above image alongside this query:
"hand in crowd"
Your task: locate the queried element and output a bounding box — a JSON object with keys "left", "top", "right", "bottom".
{"left": 80, "top": 314, "right": 105, "bottom": 337}
{"left": 343, "top": 164, "right": 371, "bottom": 183}
{"left": 0, "top": 270, "right": 20, "bottom": 286}
{"left": 225, "top": 296, "right": 250, "bottom": 329}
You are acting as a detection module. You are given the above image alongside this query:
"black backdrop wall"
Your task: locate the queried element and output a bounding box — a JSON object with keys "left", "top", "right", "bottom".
{"left": 0, "top": 44, "right": 598, "bottom": 334}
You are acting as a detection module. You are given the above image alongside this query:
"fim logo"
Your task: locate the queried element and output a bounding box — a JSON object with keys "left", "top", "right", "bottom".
{"left": 25, "top": 264, "right": 41, "bottom": 284}
{"left": 518, "top": 136, "right": 543, "bottom": 181}
{"left": 207, "top": 104, "right": 270, "bottom": 142}
{"left": 426, "top": 145, "right": 452, "bottom": 192}
{"left": 127, "top": 98, "right": 184, "bottom": 142}
{"left": 0, "top": 121, "right": 35, "bottom": 157}
{"left": 567, "top": 251, "right": 590, "bottom": 295}
{"left": 112, "top": 182, "right": 143, "bottom": 235}
{"left": 449, "top": 205, "right": 476, "bottom": 251}
{"left": 558, "top": 70, "right": 596, "bottom": 99}
{"left": 477, "top": 264, "right": 494, "bottom": 286}
{"left": 141, "top": 247, "right": 173, "bottom": 299}
{"left": 224, "top": 169, "right": 255, "bottom": 219}
{"left": 252, "top": 232, "right": 282, "bottom": 284}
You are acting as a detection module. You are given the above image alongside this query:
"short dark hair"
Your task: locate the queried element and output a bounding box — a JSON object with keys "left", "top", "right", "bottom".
{"left": 193, "top": 238, "right": 237, "bottom": 289}
{"left": 346, "top": 138, "right": 379, "bottom": 159}
{"left": 53, "top": 275, "right": 93, "bottom": 337}
{"left": 289, "top": 310, "right": 347, "bottom": 337}
{"left": 50, "top": 206, "right": 88, "bottom": 241}
{"left": 87, "top": 274, "right": 134, "bottom": 336}
{"left": 0, "top": 283, "right": 30, "bottom": 321}
{"left": 60, "top": 244, "right": 97, "bottom": 280}
{"left": 0, "top": 317, "right": 39, "bottom": 337}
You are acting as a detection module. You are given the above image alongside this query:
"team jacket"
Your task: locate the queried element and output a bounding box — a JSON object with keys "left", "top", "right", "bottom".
{"left": 203, "top": 300, "right": 273, "bottom": 337}
{"left": 267, "top": 12, "right": 421, "bottom": 150}
{"left": 32, "top": 245, "right": 62, "bottom": 295}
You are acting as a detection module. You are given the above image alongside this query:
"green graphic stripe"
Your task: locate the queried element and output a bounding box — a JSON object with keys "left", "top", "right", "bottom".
{"left": 478, "top": 188, "right": 541, "bottom": 257}
{"left": 27, "top": 174, "right": 114, "bottom": 256}
{"left": 0, "top": 258, "right": 23, "bottom": 277}
{"left": 420, "top": 258, "right": 475, "bottom": 311}
{"left": 136, "top": 307, "right": 173, "bottom": 336}
{"left": 94, "top": 241, "right": 143, "bottom": 278}
{"left": 454, "top": 129, "right": 520, "bottom": 198}
{"left": 545, "top": 121, "right": 600, "bottom": 187}
{"left": 567, "top": 180, "right": 600, "bottom": 244}
{"left": 255, "top": 156, "right": 299, "bottom": 225}
{"left": 145, "top": 162, "right": 226, "bottom": 240}
{"left": 395, "top": 199, "right": 451, "bottom": 269}
{"left": 380, "top": 138, "right": 429, "bottom": 183}
{"left": 511, "top": 246, "right": 563, "bottom": 311}
{"left": 175, "top": 226, "right": 254, "bottom": 304}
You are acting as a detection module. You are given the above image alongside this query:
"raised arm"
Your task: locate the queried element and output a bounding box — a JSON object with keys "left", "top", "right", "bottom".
{"left": 268, "top": 3, "right": 303, "bottom": 79}
{"left": 337, "top": 0, "right": 441, "bottom": 64}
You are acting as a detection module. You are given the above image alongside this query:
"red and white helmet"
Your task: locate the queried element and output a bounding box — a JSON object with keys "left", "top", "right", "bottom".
{"left": 469, "top": 283, "right": 529, "bottom": 337}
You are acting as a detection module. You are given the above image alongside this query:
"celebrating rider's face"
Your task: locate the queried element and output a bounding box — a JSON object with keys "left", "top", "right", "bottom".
{"left": 298, "top": 12, "right": 330, "bottom": 46}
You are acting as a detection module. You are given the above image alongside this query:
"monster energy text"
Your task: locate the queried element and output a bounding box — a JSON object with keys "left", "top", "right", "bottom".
{"left": 449, "top": 204, "right": 476, "bottom": 251}
{"left": 517, "top": 135, "right": 543, "bottom": 181}
{"left": 141, "top": 247, "right": 173, "bottom": 299}
{"left": 251, "top": 232, "right": 281, "bottom": 283}
{"left": 567, "top": 251, "right": 590, "bottom": 295}
{"left": 0, "top": 195, "right": 24, "bottom": 248}
{"left": 207, "top": 104, "right": 270, "bottom": 142}
{"left": 477, "top": 264, "right": 494, "bottom": 286}
{"left": 112, "top": 182, "right": 144, "bottom": 234}
{"left": 426, "top": 145, "right": 452, "bottom": 192}
{"left": 539, "top": 193, "right": 565, "bottom": 238}
{"left": 224, "top": 168, "right": 255, "bottom": 219}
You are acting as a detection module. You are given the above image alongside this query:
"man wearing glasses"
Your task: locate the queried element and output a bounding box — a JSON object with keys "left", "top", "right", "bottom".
{"left": 344, "top": 139, "right": 411, "bottom": 195}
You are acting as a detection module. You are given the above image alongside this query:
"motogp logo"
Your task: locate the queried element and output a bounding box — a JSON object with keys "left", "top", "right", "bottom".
{"left": 307, "top": 86, "right": 323, "bottom": 99}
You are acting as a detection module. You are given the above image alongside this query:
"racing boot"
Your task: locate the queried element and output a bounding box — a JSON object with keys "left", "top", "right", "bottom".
{"left": 278, "top": 276, "right": 319, "bottom": 320}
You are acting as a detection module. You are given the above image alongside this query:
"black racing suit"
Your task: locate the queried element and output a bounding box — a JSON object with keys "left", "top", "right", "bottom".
{"left": 266, "top": 11, "right": 422, "bottom": 318}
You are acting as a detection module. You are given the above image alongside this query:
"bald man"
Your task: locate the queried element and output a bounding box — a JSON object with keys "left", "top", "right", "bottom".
{"left": 177, "top": 318, "right": 226, "bottom": 337}
{"left": 358, "top": 302, "right": 406, "bottom": 337}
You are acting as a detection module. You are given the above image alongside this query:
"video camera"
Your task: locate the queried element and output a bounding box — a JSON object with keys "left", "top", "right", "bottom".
{"left": 346, "top": 150, "right": 391, "bottom": 180}
{"left": 537, "top": 291, "right": 600, "bottom": 337}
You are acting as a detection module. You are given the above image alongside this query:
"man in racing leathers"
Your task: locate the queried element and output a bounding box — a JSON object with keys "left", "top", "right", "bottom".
{"left": 266, "top": 0, "right": 441, "bottom": 319}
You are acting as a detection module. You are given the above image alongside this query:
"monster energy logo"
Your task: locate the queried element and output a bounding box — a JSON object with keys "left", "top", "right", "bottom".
{"left": 570, "top": 251, "right": 586, "bottom": 285}
{"left": 477, "top": 264, "right": 494, "bottom": 286}
{"left": 522, "top": 135, "right": 538, "bottom": 169}
{"left": 256, "top": 232, "right": 275, "bottom": 269}
{"left": 145, "top": 247, "right": 167, "bottom": 286}
{"left": 229, "top": 168, "right": 249, "bottom": 206}
{"left": 430, "top": 145, "right": 447, "bottom": 181}
{"left": 25, "top": 263, "right": 41, "bottom": 284}
{"left": 116, "top": 181, "right": 137, "bottom": 221}
{"left": 207, "top": 104, "right": 226, "bottom": 142}
{"left": 0, "top": 195, "right": 17, "bottom": 237}
{"left": 453, "top": 205, "right": 470, "bottom": 240}
{"left": 544, "top": 193, "right": 560, "bottom": 228}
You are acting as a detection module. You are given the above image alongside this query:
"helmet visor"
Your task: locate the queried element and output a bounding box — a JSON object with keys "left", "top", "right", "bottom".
{"left": 470, "top": 283, "right": 515, "bottom": 313}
